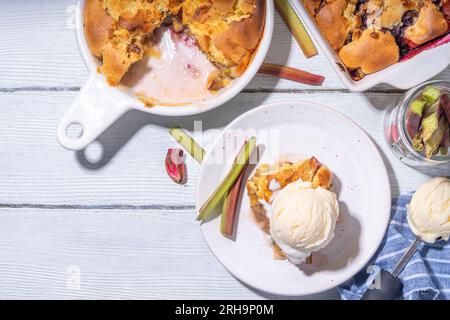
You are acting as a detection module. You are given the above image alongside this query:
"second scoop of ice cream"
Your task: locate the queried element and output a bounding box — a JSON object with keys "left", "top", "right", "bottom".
{"left": 270, "top": 180, "right": 339, "bottom": 264}
{"left": 407, "top": 177, "right": 450, "bottom": 243}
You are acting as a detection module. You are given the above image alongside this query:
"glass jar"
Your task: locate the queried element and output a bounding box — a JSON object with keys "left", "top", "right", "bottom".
{"left": 383, "top": 80, "right": 450, "bottom": 171}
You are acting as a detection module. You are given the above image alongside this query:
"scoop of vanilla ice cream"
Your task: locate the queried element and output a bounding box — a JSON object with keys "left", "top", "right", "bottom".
{"left": 270, "top": 180, "right": 339, "bottom": 264}
{"left": 407, "top": 177, "right": 450, "bottom": 243}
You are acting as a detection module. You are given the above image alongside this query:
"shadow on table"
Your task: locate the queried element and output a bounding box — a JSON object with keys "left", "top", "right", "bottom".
{"left": 76, "top": 18, "right": 294, "bottom": 170}
{"left": 363, "top": 84, "right": 401, "bottom": 110}
{"left": 76, "top": 89, "right": 269, "bottom": 170}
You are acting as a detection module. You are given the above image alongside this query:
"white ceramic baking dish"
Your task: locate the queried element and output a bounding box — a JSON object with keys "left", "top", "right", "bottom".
{"left": 57, "top": 0, "right": 274, "bottom": 151}
{"left": 290, "top": 0, "right": 450, "bottom": 92}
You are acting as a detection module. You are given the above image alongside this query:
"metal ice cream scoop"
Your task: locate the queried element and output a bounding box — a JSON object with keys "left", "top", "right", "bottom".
{"left": 362, "top": 177, "right": 450, "bottom": 300}
{"left": 361, "top": 237, "right": 421, "bottom": 300}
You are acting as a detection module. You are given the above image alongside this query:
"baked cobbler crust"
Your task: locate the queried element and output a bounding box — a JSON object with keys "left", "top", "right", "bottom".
{"left": 339, "top": 28, "right": 400, "bottom": 74}
{"left": 315, "top": 0, "right": 354, "bottom": 51}
{"left": 302, "top": 0, "right": 450, "bottom": 79}
{"left": 84, "top": 0, "right": 265, "bottom": 86}
{"left": 247, "top": 157, "right": 332, "bottom": 207}
{"left": 183, "top": 0, "right": 266, "bottom": 77}
{"left": 404, "top": 1, "right": 448, "bottom": 45}
{"left": 378, "top": 0, "right": 405, "bottom": 29}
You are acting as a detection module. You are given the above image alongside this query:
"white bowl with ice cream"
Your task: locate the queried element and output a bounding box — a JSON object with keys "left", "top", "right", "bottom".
{"left": 57, "top": 0, "right": 274, "bottom": 151}
{"left": 197, "top": 101, "right": 391, "bottom": 296}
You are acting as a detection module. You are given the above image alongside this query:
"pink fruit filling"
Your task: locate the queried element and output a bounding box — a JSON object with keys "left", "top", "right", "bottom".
{"left": 121, "top": 27, "right": 219, "bottom": 105}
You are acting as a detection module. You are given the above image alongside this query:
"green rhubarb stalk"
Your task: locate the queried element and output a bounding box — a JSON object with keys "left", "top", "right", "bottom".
{"left": 169, "top": 127, "right": 205, "bottom": 163}
{"left": 422, "top": 86, "right": 441, "bottom": 105}
{"left": 197, "top": 137, "right": 257, "bottom": 222}
{"left": 275, "top": 0, "right": 318, "bottom": 58}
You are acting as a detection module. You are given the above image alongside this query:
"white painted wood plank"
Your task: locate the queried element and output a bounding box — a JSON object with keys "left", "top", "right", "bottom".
{"left": 0, "top": 91, "right": 437, "bottom": 206}
{"left": 0, "top": 207, "right": 340, "bottom": 299}
{"left": 1, "top": 0, "right": 448, "bottom": 90}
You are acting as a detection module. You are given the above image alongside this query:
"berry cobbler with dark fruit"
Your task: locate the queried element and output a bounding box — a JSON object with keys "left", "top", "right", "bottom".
{"left": 302, "top": 0, "right": 450, "bottom": 80}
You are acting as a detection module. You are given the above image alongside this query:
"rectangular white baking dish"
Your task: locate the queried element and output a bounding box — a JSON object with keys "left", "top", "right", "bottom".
{"left": 290, "top": 0, "right": 450, "bottom": 92}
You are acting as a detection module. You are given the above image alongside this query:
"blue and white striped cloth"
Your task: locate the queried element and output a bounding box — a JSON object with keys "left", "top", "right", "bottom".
{"left": 339, "top": 193, "right": 450, "bottom": 300}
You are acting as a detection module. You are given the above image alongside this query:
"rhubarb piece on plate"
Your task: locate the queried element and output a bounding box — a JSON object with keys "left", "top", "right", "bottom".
{"left": 220, "top": 166, "right": 247, "bottom": 238}
{"left": 197, "top": 137, "right": 256, "bottom": 222}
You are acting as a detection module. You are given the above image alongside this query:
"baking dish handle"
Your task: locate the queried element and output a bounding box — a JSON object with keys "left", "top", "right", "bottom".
{"left": 57, "top": 74, "right": 132, "bottom": 151}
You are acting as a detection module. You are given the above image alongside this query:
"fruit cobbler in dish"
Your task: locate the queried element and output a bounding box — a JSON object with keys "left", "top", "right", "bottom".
{"left": 85, "top": 0, "right": 266, "bottom": 89}
{"left": 302, "top": 0, "right": 450, "bottom": 79}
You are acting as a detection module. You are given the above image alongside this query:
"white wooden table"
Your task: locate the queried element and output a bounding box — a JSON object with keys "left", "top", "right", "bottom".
{"left": 0, "top": 0, "right": 448, "bottom": 300}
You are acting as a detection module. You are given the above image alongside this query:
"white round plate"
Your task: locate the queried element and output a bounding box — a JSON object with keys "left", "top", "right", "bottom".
{"left": 196, "top": 101, "right": 391, "bottom": 296}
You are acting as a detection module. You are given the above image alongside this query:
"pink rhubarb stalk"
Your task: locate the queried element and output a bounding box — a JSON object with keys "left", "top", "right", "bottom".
{"left": 165, "top": 148, "right": 187, "bottom": 185}
{"left": 259, "top": 63, "right": 325, "bottom": 86}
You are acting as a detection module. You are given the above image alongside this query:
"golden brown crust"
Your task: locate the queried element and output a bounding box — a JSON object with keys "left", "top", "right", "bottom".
{"left": 84, "top": 0, "right": 115, "bottom": 57}
{"left": 404, "top": 1, "right": 448, "bottom": 45}
{"left": 339, "top": 28, "right": 399, "bottom": 74}
{"left": 246, "top": 157, "right": 332, "bottom": 207}
{"left": 303, "top": 0, "right": 321, "bottom": 15}
{"left": 315, "top": 0, "right": 351, "bottom": 51}
{"left": 212, "top": 0, "right": 266, "bottom": 76}
{"left": 302, "top": 0, "right": 449, "bottom": 79}
{"left": 84, "top": 0, "right": 265, "bottom": 87}
{"left": 378, "top": 0, "right": 405, "bottom": 29}
{"left": 100, "top": 41, "right": 142, "bottom": 86}
{"left": 182, "top": 0, "right": 266, "bottom": 78}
